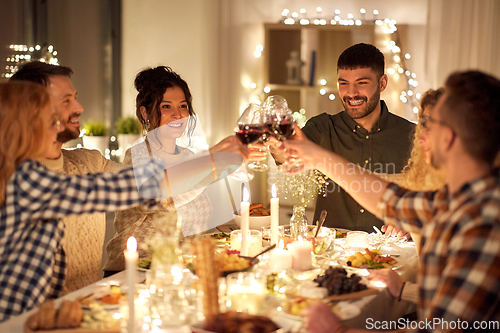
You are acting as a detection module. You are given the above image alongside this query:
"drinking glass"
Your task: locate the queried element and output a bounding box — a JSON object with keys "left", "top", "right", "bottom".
{"left": 262, "top": 95, "right": 296, "bottom": 170}
{"left": 226, "top": 272, "right": 266, "bottom": 315}
{"left": 231, "top": 103, "right": 267, "bottom": 181}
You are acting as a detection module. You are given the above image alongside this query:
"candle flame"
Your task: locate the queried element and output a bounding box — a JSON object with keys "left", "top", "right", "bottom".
{"left": 127, "top": 236, "right": 137, "bottom": 252}
{"left": 272, "top": 184, "right": 277, "bottom": 198}
{"left": 279, "top": 239, "right": 284, "bottom": 250}
{"left": 243, "top": 187, "right": 250, "bottom": 202}
{"left": 297, "top": 235, "right": 303, "bottom": 242}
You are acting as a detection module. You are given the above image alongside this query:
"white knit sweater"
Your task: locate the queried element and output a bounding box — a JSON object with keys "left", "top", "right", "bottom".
{"left": 40, "top": 148, "right": 125, "bottom": 294}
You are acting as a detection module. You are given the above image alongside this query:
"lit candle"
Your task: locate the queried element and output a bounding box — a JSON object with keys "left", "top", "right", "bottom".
{"left": 125, "top": 237, "right": 138, "bottom": 333}
{"left": 287, "top": 235, "right": 312, "bottom": 271}
{"left": 269, "top": 240, "right": 292, "bottom": 272}
{"left": 240, "top": 188, "right": 250, "bottom": 256}
{"left": 270, "top": 184, "right": 279, "bottom": 245}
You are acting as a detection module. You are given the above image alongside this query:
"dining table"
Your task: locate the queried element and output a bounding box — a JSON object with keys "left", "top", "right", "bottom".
{"left": 0, "top": 226, "right": 418, "bottom": 333}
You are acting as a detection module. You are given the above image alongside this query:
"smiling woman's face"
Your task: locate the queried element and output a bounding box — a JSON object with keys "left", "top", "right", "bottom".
{"left": 156, "top": 86, "right": 189, "bottom": 140}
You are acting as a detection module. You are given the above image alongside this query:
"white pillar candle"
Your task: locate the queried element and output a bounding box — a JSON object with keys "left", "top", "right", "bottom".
{"left": 240, "top": 188, "right": 250, "bottom": 256}
{"left": 269, "top": 239, "right": 292, "bottom": 272}
{"left": 231, "top": 230, "right": 262, "bottom": 257}
{"left": 125, "top": 237, "right": 138, "bottom": 333}
{"left": 270, "top": 184, "right": 279, "bottom": 246}
{"left": 287, "top": 235, "right": 312, "bottom": 271}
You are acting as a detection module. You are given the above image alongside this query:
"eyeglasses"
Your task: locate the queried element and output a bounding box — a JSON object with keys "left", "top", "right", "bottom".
{"left": 420, "top": 114, "right": 450, "bottom": 130}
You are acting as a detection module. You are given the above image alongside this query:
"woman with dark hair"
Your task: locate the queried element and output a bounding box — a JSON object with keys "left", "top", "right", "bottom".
{"left": 103, "top": 66, "right": 258, "bottom": 276}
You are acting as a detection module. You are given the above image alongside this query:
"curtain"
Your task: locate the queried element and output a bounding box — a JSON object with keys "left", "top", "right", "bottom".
{"left": 426, "top": 0, "right": 500, "bottom": 87}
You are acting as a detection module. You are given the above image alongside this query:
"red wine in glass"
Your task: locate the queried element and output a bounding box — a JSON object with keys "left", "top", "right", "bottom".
{"left": 236, "top": 124, "right": 264, "bottom": 144}
{"left": 275, "top": 121, "right": 294, "bottom": 140}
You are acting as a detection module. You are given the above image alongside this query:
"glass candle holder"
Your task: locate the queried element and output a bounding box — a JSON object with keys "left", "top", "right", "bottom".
{"left": 226, "top": 272, "right": 266, "bottom": 315}
{"left": 230, "top": 230, "right": 262, "bottom": 257}
{"left": 345, "top": 231, "right": 369, "bottom": 253}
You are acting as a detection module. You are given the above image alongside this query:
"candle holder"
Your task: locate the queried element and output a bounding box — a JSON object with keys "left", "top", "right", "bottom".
{"left": 345, "top": 231, "right": 369, "bottom": 253}
{"left": 230, "top": 230, "right": 262, "bottom": 257}
{"left": 226, "top": 272, "right": 266, "bottom": 315}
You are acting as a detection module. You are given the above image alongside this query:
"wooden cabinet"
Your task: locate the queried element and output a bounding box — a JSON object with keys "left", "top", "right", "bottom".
{"left": 263, "top": 23, "right": 375, "bottom": 118}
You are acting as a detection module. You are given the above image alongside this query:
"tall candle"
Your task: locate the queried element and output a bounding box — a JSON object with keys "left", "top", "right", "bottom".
{"left": 287, "top": 235, "right": 312, "bottom": 271}
{"left": 270, "top": 184, "right": 279, "bottom": 245}
{"left": 240, "top": 188, "right": 250, "bottom": 256}
{"left": 269, "top": 239, "right": 292, "bottom": 272}
{"left": 125, "top": 237, "right": 138, "bottom": 333}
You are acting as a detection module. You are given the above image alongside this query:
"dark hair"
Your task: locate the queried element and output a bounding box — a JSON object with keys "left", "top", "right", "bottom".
{"left": 10, "top": 61, "right": 73, "bottom": 86}
{"left": 419, "top": 87, "right": 445, "bottom": 116}
{"left": 337, "top": 43, "right": 385, "bottom": 78}
{"left": 134, "top": 66, "right": 196, "bottom": 143}
{"left": 441, "top": 70, "right": 500, "bottom": 165}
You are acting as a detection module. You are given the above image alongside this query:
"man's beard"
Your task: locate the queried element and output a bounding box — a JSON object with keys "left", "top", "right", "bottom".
{"left": 57, "top": 128, "right": 80, "bottom": 143}
{"left": 342, "top": 87, "right": 381, "bottom": 120}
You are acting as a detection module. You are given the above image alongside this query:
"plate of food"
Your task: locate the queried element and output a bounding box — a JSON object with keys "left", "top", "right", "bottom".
{"left": 337, "top": 248, "right": 401, "bottom": 270}
{"left": 78, "top": 284, "right": 123, "bottom": 311}
{"left": 282, "top": 298, "right": 361, "bottom": 321}
{"left": 188, "top": 250, "right": 259, "bottom": 277}
{"left": 192, "top": 312, "right": 281, "bottom": 333}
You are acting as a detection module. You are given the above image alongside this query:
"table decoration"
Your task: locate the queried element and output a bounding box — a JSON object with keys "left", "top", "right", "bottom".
{"left": 240, "top": 188, "right": 250, "bottom": 256}
{"left": 270, "top": 184, "right": 279, "bottom": 245}
{"left": 345, "top": 231, "right": 369, "bottom": 253}
{"left": 230, "top": 230, "right": 262, "bottom": 257}
{"left": 269, "top": 240, "right": 292, "bottom": 272}
{"left": 226, "top": 272, "right": 266, "bottom": 315}
{"left": 287, "top": 236, "right": 312, "bottom": 271}
{"left": 124, "top": 237, "right": 138, "bottom": 333}
{"left": 276, "top": 170, "right": 327, "bottom": 237}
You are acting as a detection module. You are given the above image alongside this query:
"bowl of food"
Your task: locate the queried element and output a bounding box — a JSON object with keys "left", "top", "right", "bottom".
{"left": 233, "top": 203, "right": 271, "bottom": 230}
{"left": 279, "top": 225, "right": 335, "bottom": 255}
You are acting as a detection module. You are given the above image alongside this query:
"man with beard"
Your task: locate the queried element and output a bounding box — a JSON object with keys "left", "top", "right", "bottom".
{"left": 285, "top": 70, "right": 500, "bottom": 333}
{"left": 277, "top": 43, "right": 415, "bottom": 232}
{"left": 10, "top": 62, "right": 125, "bottom": 293}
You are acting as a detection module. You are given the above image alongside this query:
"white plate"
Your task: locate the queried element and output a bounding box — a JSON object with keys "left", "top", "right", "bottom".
{"left": 336, "top": 256, "right": 402, "bottom": 270}
{"left": 278, "top": 302, "right": 361, "bottom": 322}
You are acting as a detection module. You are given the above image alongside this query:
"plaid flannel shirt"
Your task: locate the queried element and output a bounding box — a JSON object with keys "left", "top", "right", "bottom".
{"left": 0, "top": 159, "right": 164, "bottom": 322}
{"left": 377, "top": 169, "right": 500, "bottom": 332}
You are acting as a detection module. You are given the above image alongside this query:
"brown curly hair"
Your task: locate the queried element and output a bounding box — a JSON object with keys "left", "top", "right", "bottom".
{"left": 134, "top": 66, "right": 196, "bottom": 145}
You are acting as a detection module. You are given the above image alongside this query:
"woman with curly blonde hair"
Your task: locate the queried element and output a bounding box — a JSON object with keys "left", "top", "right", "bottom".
{"left": 398, "top": 88, "right": 446, "bottom": 191}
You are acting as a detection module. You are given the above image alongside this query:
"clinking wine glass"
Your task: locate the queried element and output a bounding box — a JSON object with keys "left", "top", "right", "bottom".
{"left": 231, "top": 103, "right": 268, "bottom": 182}
{"left": 262, "top": 95, "right": 296, "bottom": 170}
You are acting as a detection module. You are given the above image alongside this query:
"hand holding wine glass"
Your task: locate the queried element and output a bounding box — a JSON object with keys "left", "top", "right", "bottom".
{"left": 262, "top": 95, "right": 296, "bottom": 169}
{"left": 231, "top": 103, "right": 269, "bottom": 181}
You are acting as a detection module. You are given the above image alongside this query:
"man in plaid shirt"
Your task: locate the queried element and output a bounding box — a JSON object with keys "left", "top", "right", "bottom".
{"left": 284, "top": 70, "right": 500, "bottom": 332}
{"left": 0, "top": 158, "right": 164, "bottom": 322}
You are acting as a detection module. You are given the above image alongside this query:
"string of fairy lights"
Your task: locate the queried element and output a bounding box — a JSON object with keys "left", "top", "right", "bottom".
{"left": 2, "top": 44, "right": 59, "bottom": 78}
{"left": 248, "top": 7, "right": 420, "bottom": 122}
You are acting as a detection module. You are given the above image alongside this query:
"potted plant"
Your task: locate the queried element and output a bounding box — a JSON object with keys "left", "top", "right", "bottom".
{"left": 82, "top": 120, "right": 109, "bottom": 155}
{"left": 116, "top": 116, "right": 142, "bottom": 154}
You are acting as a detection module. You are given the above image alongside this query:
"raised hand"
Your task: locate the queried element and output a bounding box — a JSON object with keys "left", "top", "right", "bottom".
{"left": 210, "top": 135, "right": 250, "bottom": 161}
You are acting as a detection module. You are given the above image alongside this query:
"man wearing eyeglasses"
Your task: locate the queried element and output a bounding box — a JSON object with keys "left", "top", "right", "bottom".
{"left": 284, "top": 70, "right": 500, "bottom": 332}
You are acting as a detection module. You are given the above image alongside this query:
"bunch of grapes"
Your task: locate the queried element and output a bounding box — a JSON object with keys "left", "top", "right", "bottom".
{"left": 314, "top": 267, "right": 367, "bottom": 295}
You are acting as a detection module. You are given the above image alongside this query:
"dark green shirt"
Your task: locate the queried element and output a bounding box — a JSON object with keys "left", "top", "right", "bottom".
{"left": 302, "top": 101, "right": 415, "bottom": 231}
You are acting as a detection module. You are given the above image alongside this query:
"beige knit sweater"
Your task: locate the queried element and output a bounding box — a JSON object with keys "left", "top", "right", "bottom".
{"left": 40, "top": 148, "right": 125, "bottom": 294}
{"left": 103, "top": 144, "right": 212, "bottom": 272}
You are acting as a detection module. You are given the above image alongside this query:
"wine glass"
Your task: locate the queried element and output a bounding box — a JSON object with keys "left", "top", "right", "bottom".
{"left": 262, "top": 95, "right": 296, "bottom": 170}
{"left": 231, "top": 103, "right": 267, "bottom": 181}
